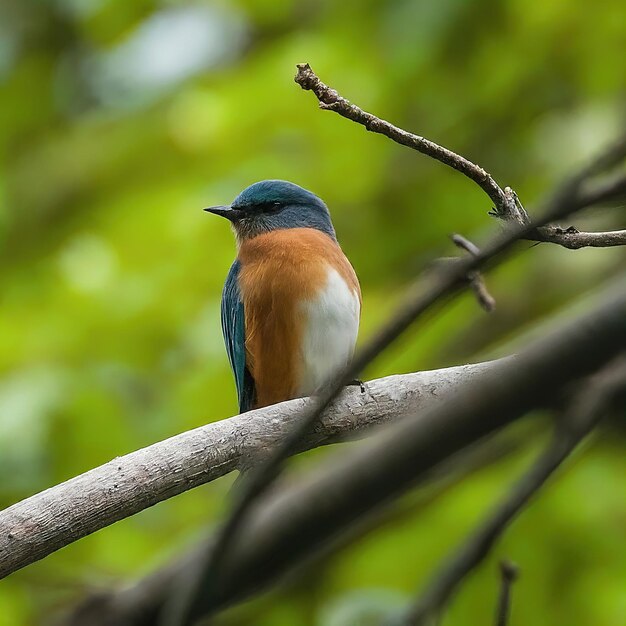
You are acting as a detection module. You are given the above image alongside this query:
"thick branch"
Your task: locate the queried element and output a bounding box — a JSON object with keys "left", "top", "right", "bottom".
{"left": 192, "top": 285, "right": 626, "bottom": 617}
{"left": 164, "top": 71, "right": 626, "bottom": 624}
{"left": 44, "top": 66, "right": 626, "bottom": 625}
{"left": 63, "top": 279, "right": 626, "bottom": 625}
{"left": 0, "top": 362, "right": 499, "bottom": 580}
{"left": 398, "top": 356, "right": 626, "bottom": 626}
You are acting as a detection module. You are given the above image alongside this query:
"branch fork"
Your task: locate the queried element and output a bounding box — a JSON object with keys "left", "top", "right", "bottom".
{"left": 295, "top": 63, "right": 626, "bottom": 249}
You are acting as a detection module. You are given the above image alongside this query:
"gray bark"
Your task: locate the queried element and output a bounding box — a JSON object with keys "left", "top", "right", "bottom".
{"left": 0, "top": 360, "right": 498, "bottom": 579}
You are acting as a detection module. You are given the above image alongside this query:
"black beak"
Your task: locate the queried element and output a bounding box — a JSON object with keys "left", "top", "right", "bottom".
{"left": 203, "top": 205, "right": 244, "bottom": 222}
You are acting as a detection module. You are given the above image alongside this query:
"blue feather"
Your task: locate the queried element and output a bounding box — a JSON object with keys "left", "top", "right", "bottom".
{"left": 221, "top": 260, "right": 255, "bottom": 412}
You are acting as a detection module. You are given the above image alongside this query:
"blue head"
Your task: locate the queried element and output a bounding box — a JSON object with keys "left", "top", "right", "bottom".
{"left": 204, "top": 180, "right": 336, "bottom": 242}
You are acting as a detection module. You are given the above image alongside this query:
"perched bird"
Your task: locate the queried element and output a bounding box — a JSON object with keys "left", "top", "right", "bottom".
{"left": 205, "top": 180, "right": 361, "bottom": 413}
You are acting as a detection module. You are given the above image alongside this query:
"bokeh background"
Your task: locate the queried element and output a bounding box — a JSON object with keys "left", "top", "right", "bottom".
{"left": 1, "top": 1, "right": 625, "bottom": 624}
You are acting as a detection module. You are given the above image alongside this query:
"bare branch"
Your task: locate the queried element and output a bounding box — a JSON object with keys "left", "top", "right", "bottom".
{"left": 573, "top": 170, "right": 626, "bottom": 209}
{"left": 61, "top": 282, "right": 626, "bottom": 626}
{"left": 166, "top": 68, "right": 626, "bottom": 625}
{"left": 531, "top": 226, "right": 626, "bottom": 249}
{"left": 529, "top": 167, "right": 626, "bottom": 249}
{"left": 451, "top": 234, "right": 496, "bottom": 312}
{"left": 295, "top": 63, "right": 626, "bottom": 250}
{"left": 495, "top": 561, "right": 519, "bottom": 626}
{"left": 541, "top": 136, "right": 626, "bottom": 210}
{"left": 396, "top": 356, "right": 626, "bottom": 626}
{"left": 294, "top": 63, "right": 524, "bottom": 223}
{"left": 5, "top": 62, "right": 619, "bottom": 625}
{"left": 0, "top": 362, "right": 501, "bottom": 580}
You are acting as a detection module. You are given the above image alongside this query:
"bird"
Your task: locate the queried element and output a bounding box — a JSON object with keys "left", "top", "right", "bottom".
{"left": 205, "top": 180, "right": 361, "bottom": 413}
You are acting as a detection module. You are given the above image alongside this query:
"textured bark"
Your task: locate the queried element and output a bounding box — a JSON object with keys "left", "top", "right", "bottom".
{"left": 62, "top": 279, "right": 626, "bottom": 626}
{"left": 532, "top": 226, "right": 626, "bottom": 249}
{"left": 175, "top": 280, "right": 626, "bottom": 619}
{"left": 0, "top": 360, "right": 498, "bottom": 579}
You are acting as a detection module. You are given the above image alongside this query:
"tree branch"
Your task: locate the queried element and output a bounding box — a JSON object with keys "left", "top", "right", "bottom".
{"left": 4, "top": 62, "right": 621, "bottom": 626}
{"left": 158, "top": 67, "right": 626, "bottom": 625}
{"left": 61, "top": 280, "right": 626, "bottom": 626}
{"left": 539, "top": 137, "right": 626, "bottom": 210}
{"left": 294, "top": 62, "right": 526, "bottom": 223}
{"left": 531, "top": 226, "right": 626, "bottom": 249}
{"left": 0, "top": 361, "right": 501, "bottom": 580}
{"left": 295, "top": 63, "right": 626, "bottom": 250}
{"left": 396, "top": 356, "right": 626, "bottom": 626}
{"left": 495, "top": 561, "right": 519, "bottom": 626}
{"left": 450, "top": 233, "right": 496, "bottom": 312}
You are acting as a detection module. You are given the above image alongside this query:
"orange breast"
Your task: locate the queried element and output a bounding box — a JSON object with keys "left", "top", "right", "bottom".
{"left": 237, "top": 228, "right": 360, "bottom": 408}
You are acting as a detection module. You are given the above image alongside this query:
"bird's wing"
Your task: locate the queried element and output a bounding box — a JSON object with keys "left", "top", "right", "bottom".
{"left": 221, "top": 260, "right": 255, "bottom": 412}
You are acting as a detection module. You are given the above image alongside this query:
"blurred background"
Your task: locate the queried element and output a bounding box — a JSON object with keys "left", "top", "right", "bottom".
{"left": 0, "top": 0, "right": 625, "bottom": 624}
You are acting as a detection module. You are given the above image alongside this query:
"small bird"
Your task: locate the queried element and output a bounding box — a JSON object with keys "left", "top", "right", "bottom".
{"left": 205, "top": 180, "right": 361, "bottom": 413}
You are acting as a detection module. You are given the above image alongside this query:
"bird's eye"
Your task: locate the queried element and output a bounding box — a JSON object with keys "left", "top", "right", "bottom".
{"left": 261, "top": 201, "right": 281, "bottom": 213}
{"left": 252, "top": 201, "right": 283, "bottom": 214}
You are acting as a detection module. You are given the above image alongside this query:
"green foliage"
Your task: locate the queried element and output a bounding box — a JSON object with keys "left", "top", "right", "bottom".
{"left": 0, "top": 0, "right": 624, "bottom": 624}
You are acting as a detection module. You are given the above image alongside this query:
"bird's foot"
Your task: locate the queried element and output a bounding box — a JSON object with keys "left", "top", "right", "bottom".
{"left": 349, "top": 379, "right": 366, "bottom": 393}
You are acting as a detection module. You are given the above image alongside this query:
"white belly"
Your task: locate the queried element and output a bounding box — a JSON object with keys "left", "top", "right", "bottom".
{"left": 297, "top": 267, "right": 360, "bottom": 396}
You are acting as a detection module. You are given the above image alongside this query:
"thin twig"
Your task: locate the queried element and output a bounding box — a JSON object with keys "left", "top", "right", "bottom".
{"left": 540, "top": 135, "right": 626, "bottom": 211}
{"left": 396, "top": 357, "right": 626, "bottom": 626}
{"left": 451, "top": 233, "right": 481, "bottom": 257}
{"left": 295, "top": 63, "right": 525, "bottom": 224}
{"left": 531, "top": 226, "right": 626, "bottom": 249}
{"left": 451, "top": 234, "right": 496, "bottom": 312}
{"left": 495, "top": 561, "right": 519, "bottom": 626}
{"left": 166, "top": 66, "right": 626, "bottom": 626}
{"left": 565, "top": 170, "right": 626, "bottom": 215}
{"left": 295, "top": 63, "right": 626, "bottom": 250}
{"left": 529, "top": 166, "right": 626, "bottom": 249}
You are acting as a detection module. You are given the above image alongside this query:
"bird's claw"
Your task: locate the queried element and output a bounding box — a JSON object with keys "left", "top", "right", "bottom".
{"left": 349, "top": 379, "right": 366, "bottom": 393}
